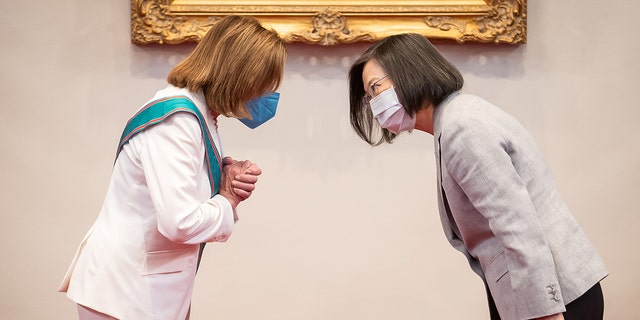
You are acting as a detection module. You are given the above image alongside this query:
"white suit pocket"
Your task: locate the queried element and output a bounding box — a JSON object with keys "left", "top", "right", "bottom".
{"left": 142, "top": 248, "right": 196, "bottom": 275}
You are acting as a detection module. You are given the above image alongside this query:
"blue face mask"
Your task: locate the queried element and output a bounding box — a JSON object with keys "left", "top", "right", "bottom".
{"left": 238, "top": 92, "right": 280, "bottom": 129}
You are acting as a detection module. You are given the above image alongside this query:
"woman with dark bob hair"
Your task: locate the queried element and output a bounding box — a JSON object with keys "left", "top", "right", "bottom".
{"left": 59, "top": 15, "right": 287, "bottom": 319}
{"left": 348, "top": 33, "right": 607, "bottom": 320}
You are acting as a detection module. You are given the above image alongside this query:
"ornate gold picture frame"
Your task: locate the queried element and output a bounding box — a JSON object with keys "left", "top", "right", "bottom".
{"left": 131, "top": 0, "right": 526, "bottom": 46}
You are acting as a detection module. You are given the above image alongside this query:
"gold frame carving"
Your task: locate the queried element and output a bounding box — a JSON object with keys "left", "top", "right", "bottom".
{"left": 131, "top": 0, "right": 526, "bottom": 46}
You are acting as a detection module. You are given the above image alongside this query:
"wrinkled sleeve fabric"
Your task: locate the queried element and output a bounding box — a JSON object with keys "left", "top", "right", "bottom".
{"left": 441, "top": 116, "right": 565, "bottom": 318}
{"left": 136, "top": 112, "right": 234, "bottom": 244}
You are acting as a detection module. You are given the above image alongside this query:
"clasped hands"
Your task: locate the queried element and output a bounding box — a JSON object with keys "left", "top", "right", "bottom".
{"left": 218, "top": 156, "right": 262, "bottom": 213}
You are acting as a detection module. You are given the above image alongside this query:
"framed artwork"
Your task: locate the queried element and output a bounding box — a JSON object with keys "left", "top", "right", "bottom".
{"left": 131, "top": 0, "right": 526, "bottom": 45}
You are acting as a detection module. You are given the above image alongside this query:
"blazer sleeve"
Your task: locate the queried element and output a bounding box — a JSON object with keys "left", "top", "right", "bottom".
{"left": 135, "top": 112, "right": 235, "bottom": 245}
{"left": 441, "top": 116, "right": 566, "bottom": 318}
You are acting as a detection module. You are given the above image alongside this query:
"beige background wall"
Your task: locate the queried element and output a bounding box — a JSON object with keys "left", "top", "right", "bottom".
{"left": 1, "top": 0, "right": 639, "bottom": 319}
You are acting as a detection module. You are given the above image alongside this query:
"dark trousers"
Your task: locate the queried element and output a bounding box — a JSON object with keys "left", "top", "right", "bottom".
{"left": 486, "top": 282, "right": 604, "bottom": 320}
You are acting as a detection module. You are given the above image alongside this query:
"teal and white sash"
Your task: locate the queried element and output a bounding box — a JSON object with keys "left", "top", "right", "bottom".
{"left": 116, "top": 96, "right": 222, "bottom": 270}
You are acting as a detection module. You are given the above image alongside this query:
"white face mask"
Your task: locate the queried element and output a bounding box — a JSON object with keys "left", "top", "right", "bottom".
{"left": 369, "top": 86, "right": 416, "bottom": 134}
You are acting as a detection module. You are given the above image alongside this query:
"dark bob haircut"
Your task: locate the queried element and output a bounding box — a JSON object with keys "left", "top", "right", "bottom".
{"left": 348, "top": 33, "right": 464, "bottom": 145}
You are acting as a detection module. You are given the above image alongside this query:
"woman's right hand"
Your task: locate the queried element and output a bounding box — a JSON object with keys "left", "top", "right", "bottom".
{"left": 219, "top": 157, "right": 262, "bottom": 209}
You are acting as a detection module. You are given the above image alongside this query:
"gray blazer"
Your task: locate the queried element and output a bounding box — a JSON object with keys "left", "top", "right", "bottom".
{"left": 433, "top": 92, "right": 607, "bottom": 320}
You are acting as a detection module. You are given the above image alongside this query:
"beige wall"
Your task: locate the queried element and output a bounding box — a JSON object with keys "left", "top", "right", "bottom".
{"left": 1, "top": 0, "right": 639, "bottom": 319}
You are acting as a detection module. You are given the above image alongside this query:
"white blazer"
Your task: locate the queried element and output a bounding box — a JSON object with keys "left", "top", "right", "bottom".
{"left": 59, "top": 86, "right": 236, "bottom": 320}
{"left": 433, "top": 92, "right": 608, "bottom": 319}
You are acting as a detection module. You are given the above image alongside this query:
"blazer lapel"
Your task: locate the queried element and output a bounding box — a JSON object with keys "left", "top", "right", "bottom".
{"left": 433, "top": 94, "right": 466, "bottom": 253}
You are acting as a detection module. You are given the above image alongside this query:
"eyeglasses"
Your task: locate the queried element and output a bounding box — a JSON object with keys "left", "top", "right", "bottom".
{"left": 363, "top": 74, "right": 389, "bottom": 105}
